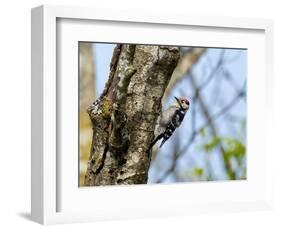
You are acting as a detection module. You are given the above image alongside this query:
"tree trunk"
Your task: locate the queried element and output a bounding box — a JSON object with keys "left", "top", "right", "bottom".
{"left": 84, "top": 44, "right": 180, "bottom": 186}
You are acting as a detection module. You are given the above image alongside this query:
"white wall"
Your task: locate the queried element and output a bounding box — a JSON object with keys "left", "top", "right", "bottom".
{"left": 0, "top": 0, "right": 280, "bottom": 229}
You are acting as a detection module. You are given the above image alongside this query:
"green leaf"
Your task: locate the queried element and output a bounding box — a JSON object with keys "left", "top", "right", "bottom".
{"left": 193, "top": 167, "right": 204, "bottom": 177}
{"left": 222, "top": 137, "right": 246, "bottom": 162}
{"left": 203, "top": 136, "right": 220, "bottom": 152}
{"left": 199, "top": 127, "right": 206, "bottom": 137}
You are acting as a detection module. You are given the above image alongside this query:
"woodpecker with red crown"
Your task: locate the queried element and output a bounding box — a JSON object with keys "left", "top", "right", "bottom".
{"left": 147, "top": 97, "right": 190, "bottom": 152}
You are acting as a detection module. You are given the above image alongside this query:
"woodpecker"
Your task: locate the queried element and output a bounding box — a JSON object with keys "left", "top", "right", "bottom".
{"left": 147, "top": 97, "right": 190, "bottom": 152}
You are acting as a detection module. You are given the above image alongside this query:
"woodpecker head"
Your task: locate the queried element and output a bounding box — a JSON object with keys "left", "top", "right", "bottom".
{"left": 174, "top": 97, "right": 190, "bottom": 110}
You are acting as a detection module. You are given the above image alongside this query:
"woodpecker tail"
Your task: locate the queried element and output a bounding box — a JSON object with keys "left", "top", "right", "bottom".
{"left": 159, "top": 138, "right": 167, "bottom": 148}
{"left": 146, "top": 133, "right": 164, "bottom": 153}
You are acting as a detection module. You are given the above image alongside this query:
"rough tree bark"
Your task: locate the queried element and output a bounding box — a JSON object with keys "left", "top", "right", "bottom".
{"left": 84, "top": 44, "right": 180, "bottom": 186}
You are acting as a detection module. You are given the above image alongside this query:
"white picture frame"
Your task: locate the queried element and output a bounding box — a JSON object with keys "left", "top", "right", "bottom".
{"left": 31, "top": 5, "right": 274, "bottom": 225}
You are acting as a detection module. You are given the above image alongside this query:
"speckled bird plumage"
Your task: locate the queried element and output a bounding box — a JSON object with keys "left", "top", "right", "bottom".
{"left": 147, "top": 97, "right": 190, "bottom": 152}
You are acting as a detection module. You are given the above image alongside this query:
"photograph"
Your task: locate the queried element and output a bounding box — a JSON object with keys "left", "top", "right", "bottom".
{"left": 79, "top": 42, "right": 247, "bottom": 187}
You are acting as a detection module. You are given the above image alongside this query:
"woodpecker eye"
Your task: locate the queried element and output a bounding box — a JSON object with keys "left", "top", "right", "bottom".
{"left": 181, "top": 99, "right": 189, "bottom": 105}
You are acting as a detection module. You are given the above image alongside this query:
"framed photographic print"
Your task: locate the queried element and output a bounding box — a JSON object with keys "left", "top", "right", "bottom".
{"left": 31, "top": 5, "right": 274, "bottom": 224}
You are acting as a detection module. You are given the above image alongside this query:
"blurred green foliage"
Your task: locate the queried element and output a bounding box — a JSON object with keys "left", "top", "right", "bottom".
{"left": 193, "top": 167, "right": 204, "bottom": 177}
{"left": 202, "top": 134, "right": 246, "bottom": 179}
{"left": 203, "top": 136, "right": 220, "bottom": 152}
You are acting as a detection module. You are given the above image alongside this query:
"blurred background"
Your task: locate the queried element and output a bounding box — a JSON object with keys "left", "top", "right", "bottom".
{"left": 79, "top": 42, "right": 247, "bottom": 186}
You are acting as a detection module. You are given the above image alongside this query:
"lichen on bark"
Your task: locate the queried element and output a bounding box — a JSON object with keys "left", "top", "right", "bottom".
{"left": 84, "top": 44, "right": 180, "bottom": 186}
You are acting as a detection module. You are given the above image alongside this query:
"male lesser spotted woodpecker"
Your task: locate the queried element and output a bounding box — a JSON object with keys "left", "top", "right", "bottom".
{"left": 147, "top": 97, "right": 190, "bottom": 152}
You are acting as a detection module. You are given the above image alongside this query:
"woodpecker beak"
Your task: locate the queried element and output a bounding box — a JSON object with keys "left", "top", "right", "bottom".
{"left": 174, "top": 97, "right": 181, "bottom": 106}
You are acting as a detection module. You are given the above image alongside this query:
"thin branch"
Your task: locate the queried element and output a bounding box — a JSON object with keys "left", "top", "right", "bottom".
{"left": 197, "top": 49, "right": 225, "bottom": 91}
{"left": 163, "top": 48, "right": 206, "bottom": 101}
